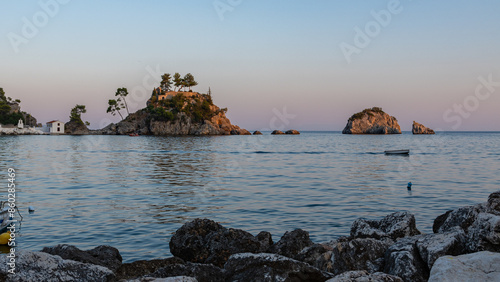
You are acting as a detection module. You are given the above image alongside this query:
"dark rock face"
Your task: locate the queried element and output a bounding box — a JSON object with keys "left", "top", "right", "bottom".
{"left": 285, "top": 129, "right": 300, "bottom": 134}
{"left": 295, "top": 243, "right": 333, "bottom": 272}
{"left": 41, "top": 244, "right": 122, "bottom": 272}
{"left": 412, "top": 121, "right": 435, "bottom": 134}
{"left": 328, "top": 270, "right": 403, "bottom": 282}
{"left": 269, "top": 229, "right": 314, "bottom": 258}
{"left": 115, "top": 257, "right": 185, "bottom": 280}
{"left": 169, "top": 218, "right": 265, "bottom": 267}
{"left": 351, "top": 212, "right": 421, "bottom": 241}
{"left": 64, "top": 120, "right": 90, "bottom": 135}
{"left": 342, "top": 108, "right": 401, "bottom": 134}
{"left": 224, "top": 253, "right": 333, "bottom": 282}
{"left": 253, "top": 130, "right": 263, "bottom": 135}
{"left": 415, "top": 230, "right": 466, "bottom": 269}
{"left": 487, "top": 191, "right": 500, "bottom": 215}
{"left": 271, "top": 130, "right": 285, "bottom": 135}
{"left": 149, "top": 262, "right": 225, "bottom": 282}
{"left": 466, "top": 213, "right": 500, "bottom": 253}
{"left": 256, "top": 231, "right": 274, "bottom": 252}
{"left": 330, "top": 237, "right": 392, "bottom": 275}
{"left": 384, "top": 236, "right": 429, "bottom": 282}
{"left": 433, "top": 205, "right": 484, "bottom": 234}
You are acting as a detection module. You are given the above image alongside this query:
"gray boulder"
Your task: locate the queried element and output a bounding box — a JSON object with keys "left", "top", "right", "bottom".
{"left": 295, "top": 243, "right": 333, "bottom": 272}
{"left": 224, "top": 253, "right": 333, "bottom": 282}
{"left": 0, "top": 250, "right": 114, "bottom": 282}
{"left": 268, "top": 229, "right": 314, "bottom": 258}
{"left": 384, "top": 236, "right": 429, "bottom": 282}
{"left": 256, "top": 231, "right": 274, "bottom": 253}
{"left": 429, "top": 251, "right": 500, "bottom": 282}
{"left": 127, "top": 277, "right": 197, "bottom": 282}
{"left": 149, "top": 262, "right": 224, "bottom": 282}
{"left": 330, "top": 237, "right": 392, "bottom": 275}
{"left": 466, "top": 212, "right": 500, "bottom": 252}
{"left": 415, "top": 230, "right": 466, "bottom": 269}
{"left": 41, "top": 244, "right": 122, "bottom": 272}
{"left": 351, "top": 212, "right": 421, "bottom": 241}
{"left": 432, "top": 205, "right": 483, "bottom": 234}
{"left": 115, "top": 257, "right": 185, "bottom": 280}
{"left": 327, "top": 270, "right": 403, "bottom": 282}
{"left": 169, "top": 219, "right": 265, "bottom": 267}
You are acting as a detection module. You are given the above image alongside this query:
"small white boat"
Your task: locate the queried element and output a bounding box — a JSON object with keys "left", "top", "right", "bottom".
{"left": 384, "top": 149, "right": 410, "bottom": 155}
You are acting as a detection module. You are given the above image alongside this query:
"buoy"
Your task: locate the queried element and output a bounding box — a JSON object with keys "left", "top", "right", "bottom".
{"left": 0, "top": 232, "right": 10, "bottom": 245}
{"left": 407, "top": 182, "right": 412, "bottom": 190}
{"left": 28, "top": 206, "right": 35, "bottom": 213}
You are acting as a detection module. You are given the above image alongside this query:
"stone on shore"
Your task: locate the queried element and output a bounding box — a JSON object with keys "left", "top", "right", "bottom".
{"left": 351, "top": 211, "right": 421, "bottom": 241}
{"left": 41, "top": 244, "right": 122, "bottom": 272}
{"left": 285, "top": 129, "right": 300, "bottom": 134}
{"left": 415, "top": 230, "right": 467, "bottom": 270}
{"left": 412, "top": 121, "right": 435, "bottom": 134}
{"left": 252, "top": 130, "right": 263, "bottom": 135}
{"left": 384, "top": 236, "right": 429, "bottom": 282}
{"left": 342, "top": 107, "right": 401, "bottom": 134}
{"left": 169, "top": 219, "right": 266, "bottom": 267}
{"left": 294, "top": 243, "right": 333, "bottom": 272}
{"left": 224, "top": 253, "right": 333, "bottom": 282}
{"left": 268, "top": 229, "right": 314, "bottom": 258}
{"left": 326, "top": 270, "right": 403, "bottom": 282}
{"left": 115, "top": 257, "right": 185, "bottom": 280}
{"left": 271, "top": 130, "right": 285, "bottom": 135}
{"left": 0, "top": 250, "right": 115, "bottom": 282}
{"left": 148, "top": 262, "right": 224, "bottom": 282}
{"left": 128, "top": 277, "right": 198, "bottom": 282}
{"left": 428, "top": 251, "right": 500, "bottom": 282}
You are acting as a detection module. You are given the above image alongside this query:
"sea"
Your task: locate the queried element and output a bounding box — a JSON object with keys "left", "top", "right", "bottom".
{"left": 0, "top": 132, "right": 498, "bottom": 262}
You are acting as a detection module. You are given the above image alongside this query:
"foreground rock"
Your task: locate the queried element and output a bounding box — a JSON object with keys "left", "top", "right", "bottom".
{"left": 342, "top": 107, "right": 401, "bottom": 134}
{"left": 0, "top": 250, "right": 114, "bottom": 281}
{"left": 115, "top": 257, "right": 185, "bottom": 280}
{"left": 148, "top": 262, "right": 225, "bottom": 282}
{"left": 42, "top": 244, "right": 122, "bottom": 272}
{"left": 351, "top": 212, "right": 421, "bottom": 241}
{"left": 429, "top": 251, "right": 500, "bottom": 282}
{"left": 224, "top": 253, "right": 333, "bottom": 282}
{"left": 269, "top": 229, "right": 313, "bottom": 258}
{"left": 412, "top": 121, "right": 435, "bottom": 134}
{"left": 169, "top": 219, "right": 267, "bottom": 267}
{"left": 327, "top": 270, "right": 403, "bottom": 282}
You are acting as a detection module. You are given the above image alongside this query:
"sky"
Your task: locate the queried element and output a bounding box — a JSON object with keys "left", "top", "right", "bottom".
{"left": 1, "top": 0, "right": 499, "bottom": 131}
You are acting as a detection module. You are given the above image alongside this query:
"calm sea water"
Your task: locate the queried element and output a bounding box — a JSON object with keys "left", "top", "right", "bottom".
{"left": 0, "top": 132, "right": 498, "bottom": 262}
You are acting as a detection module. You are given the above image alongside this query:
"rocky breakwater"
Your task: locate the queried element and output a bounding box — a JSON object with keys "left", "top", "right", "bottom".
{"left": 98, "top": 92, "right": 250, "bottom": 136}
{"left": 412, "top": 121, "right": 435, "bottom": 134}
{"left": 342, "top": 107, "right": 401, "bottom": 134}
{"left": 2, "top": 191, "right": 500, "bottom": 281}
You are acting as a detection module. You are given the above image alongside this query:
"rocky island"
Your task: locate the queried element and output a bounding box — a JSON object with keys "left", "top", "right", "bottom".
{"left": 342, "top": 107, "right": 401, "bottom": 134}
{"left": 412, "top": 121, "right": 435, "bottom": 134}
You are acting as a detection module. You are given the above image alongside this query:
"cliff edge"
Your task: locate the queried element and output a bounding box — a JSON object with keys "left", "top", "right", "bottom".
{"left": 342, "top": 107, "right": 401, "bottom": 134}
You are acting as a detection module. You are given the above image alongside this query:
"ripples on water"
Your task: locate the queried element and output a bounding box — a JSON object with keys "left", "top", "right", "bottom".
{"left": 0, "top": 132, "right": 498, "bottom": 261}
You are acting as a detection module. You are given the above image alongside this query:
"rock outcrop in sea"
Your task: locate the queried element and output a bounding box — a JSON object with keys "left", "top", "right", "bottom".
{"left": 96, "top": 91, "right": 250, "bottom": 136}
{"left": 412, "top": 121, "right": 435, "bottom": 134}
{"left": 1, "top": 191, "right": 499, "bottom": 281}
{"left": 342, "top": 107, "right": 401, "bottom": 134}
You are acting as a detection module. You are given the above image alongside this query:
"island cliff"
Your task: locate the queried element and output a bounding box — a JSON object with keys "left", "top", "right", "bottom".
{"left": 342, "top": 107, "right": 401, "bottom": 134}
{"left": 412, "top": 121, "right": 435, "bottom": 134}
{"left": 96, "top": 91, "right": 250, "bottom": 136}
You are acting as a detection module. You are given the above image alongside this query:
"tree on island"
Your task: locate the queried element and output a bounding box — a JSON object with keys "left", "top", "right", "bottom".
{"left": 107, "top": 99, "right": 124, "bottom": 120}
{"left": 160, "top": 73, "right": 172, "bottom": 92}
{"left": 183, "top": 73, "right": 198, "bottom": 91}
{"left": 173, "top": 73, "right": 183, "bottom": 91}
{"left": 115, "top": 88, "right": 130, "bottom": 115}
{"left": 70, "top": 104, "right": 90, "bottom": 126}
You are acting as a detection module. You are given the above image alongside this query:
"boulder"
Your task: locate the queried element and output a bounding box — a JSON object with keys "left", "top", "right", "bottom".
{"left": 487, "top": 191, "right": 500, "bottom": 215}
{"left": 271, "top": 130, "right": 285, "bottom": 135}
{"left": 465, "top": 212, "right": 500, "bottom": 253}
{"left": 252, "top": 131, "right": 263, "bottom": 135}
{"left": 268, "top": 229, "right": 314, "bottom": 258}
{"left": 149, "top": 262, "right": 224, "bottom": 282}
{"left": 295, "top": 243, "right": 333, "bottom": 272}
{"left": 169, "top": 219, "right": 265, "bottom": 267}
{"left": 384, "top": 236, "right": 429, "bottom": 282}
{"left": 224, "top": 253, "right": 333, "bottom": 282}
{"left": 330, "top": 237, "right": 391, "bottom": 275}
{"left": 351, "top": 212, "right": 421, "bottom": 241}
{"left": 415, "top": 230, "right": 466, "bottom": 269}
{"left": 429, "top": 251, "right": 500, "bottom": 282}
{"left": 0, "top": 250, "right": 114, "bottom": 282}
{"left": 256, "top": 231, "right": 274, "bottom": 253}
{"left": 432, "top": 205, "right": 483, "bottom": 233}
{"left": 41, "top": 244, "right": 122, "bottom": 272}
{"left": 412, "top": 121, "right": 435, "bottom": 134}
{"left": 285, "top": 129, "right": 300, "bottom": 134}
{"left": 64, "top": 120, "right": 90, "bottom": 135}
{"left": 115, "top": 257, "right": 185, "bottom": 280}
{"left": 326, "top": 270, "right": 403, "bottom": 282}
{"left": 127, "top": 277, "right": 197, "bottom": 282}
{"left": 342, "top": 107, "right": 401, "bottom": 134}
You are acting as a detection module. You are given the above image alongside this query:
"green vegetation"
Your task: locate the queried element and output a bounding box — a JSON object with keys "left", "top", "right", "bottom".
{"left": 349, "top": 107, "right": 385, "bottom": 121}
{"left": 70, "top": 104, "right": 88, "bottom": 125}
{"left": 106, "top": 88, "right": 130, "bottom": 120}
{"left": 0, "top": 87, "right": 25, "bottom": 125}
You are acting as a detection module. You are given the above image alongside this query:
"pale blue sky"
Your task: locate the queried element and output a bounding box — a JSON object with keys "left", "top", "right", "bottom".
{"left": 1, "top": 1, "right": 499, "bottom": 130}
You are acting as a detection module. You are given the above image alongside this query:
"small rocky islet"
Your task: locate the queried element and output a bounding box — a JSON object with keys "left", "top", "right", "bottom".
{"left": 3, "top": 191, "right": 499, "bottom": 281}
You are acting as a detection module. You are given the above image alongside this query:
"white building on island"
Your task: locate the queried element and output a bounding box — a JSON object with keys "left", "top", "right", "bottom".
{"left": 45, "top": 120, "right": 65, "bottom": 134}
